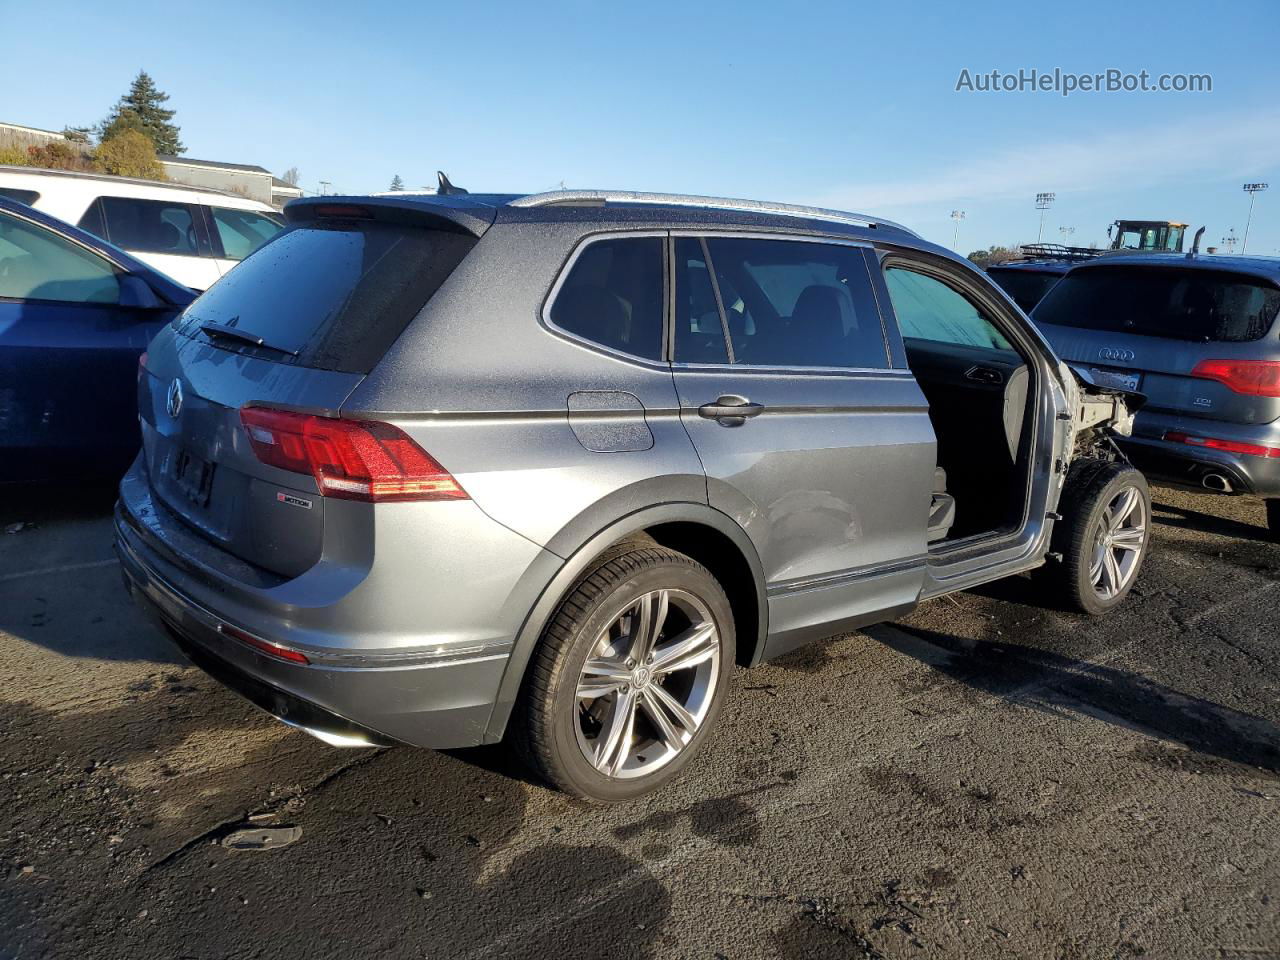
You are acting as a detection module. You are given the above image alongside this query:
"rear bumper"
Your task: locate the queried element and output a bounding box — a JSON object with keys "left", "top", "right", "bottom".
{"left": 114, "top": 456, "right": 557, "bottom": 749}
{"left": 1121, "top": 410, "right": 1280, "bottom": 498}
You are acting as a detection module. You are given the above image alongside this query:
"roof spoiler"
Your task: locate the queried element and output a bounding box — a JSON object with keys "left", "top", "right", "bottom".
{"left": 285, "top": 193, "right": 495, "bottom": 236}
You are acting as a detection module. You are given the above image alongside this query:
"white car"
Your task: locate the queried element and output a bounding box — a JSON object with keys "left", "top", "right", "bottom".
{"left": 0, "top": 166, "right": 284, "bottom": 290}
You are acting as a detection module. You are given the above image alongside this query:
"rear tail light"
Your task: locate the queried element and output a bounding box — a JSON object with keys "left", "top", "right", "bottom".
{"left": 239, "top": 407, "right": 468, "bottom": 502}
{"left": 218, "top": 623, "right": 310, "bottom": 665}
{"left": 1190, "top": 359, "right": 1280, "bottom": 398}
{"left": 1164, "top": 430, "right": 1280, "bottom": 459}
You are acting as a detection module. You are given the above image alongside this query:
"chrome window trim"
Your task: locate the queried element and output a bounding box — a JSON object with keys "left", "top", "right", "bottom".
{"left": 669, "top": 362, "right": 912, "bottom": 378}
{"left": 669, "top": 227, "right": 872, "bottom": 248}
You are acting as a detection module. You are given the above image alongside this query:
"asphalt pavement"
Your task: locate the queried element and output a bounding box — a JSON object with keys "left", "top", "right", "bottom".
{"left": 2, "top": 483, "right": 1277, "bottom": 959}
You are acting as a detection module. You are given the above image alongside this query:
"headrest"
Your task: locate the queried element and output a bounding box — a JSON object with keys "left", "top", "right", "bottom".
{"left": 792, "top": 285, "right": 844, "bottom": 338}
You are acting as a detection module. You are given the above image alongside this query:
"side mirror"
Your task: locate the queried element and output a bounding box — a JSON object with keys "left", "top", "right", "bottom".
{"left": 117, "top": 273, "right": 166, "bottom": 310}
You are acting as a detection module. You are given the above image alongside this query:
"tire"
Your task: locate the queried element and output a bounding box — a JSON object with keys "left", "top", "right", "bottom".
{"left": 1267, "top": 499, "right": 1280, "bottom": 543}
{"left": 513, "top": 543, "right": 735, "bottom": 802}
{"left": 1044, "top": 461, "right": 1152, "bottom": 616}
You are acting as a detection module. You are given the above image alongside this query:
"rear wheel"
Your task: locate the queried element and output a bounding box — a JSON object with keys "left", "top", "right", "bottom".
{"left": 514, "top": 544, "right": 735, "bottom": 802}
{"left": 1267, "top": 499, "right": 1280, "bottom": 542}
{"left": 1045, "top": 461, "right": 1152, "bottom": 616}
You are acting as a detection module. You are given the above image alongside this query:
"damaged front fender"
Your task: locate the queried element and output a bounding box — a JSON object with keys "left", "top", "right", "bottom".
{"left": 1062, "top": 361, "right": 1144, "bottom": 449}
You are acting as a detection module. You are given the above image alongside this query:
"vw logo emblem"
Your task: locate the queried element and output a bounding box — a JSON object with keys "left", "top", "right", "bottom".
{"left": 1098, "top": 347, "right": 1135, "bottom": 363}
{"left": 166, "top": 379, "right": 184, "bottom": 419}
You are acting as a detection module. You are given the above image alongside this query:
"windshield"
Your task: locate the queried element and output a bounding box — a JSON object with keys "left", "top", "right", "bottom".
{"left": 175, "top": 221, "right": 476, "bottom": 373}
{"left": 1032, "top": 266, "right": 1280, "bottom": 343}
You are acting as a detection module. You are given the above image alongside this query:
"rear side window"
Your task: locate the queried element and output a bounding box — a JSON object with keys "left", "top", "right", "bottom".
{"left": 1033, "top": 267, "right": 1280, "bottom": 343}
{"left": 176, "top": 221, "right": 476, "bottom": 373}
{"left": 210, "top": 207, "right": 284, "bottom": 261}
{"left": 549, "top": 237, "right": 664, "bottom": 361}
{"left": 0, "top": 209, "right": 119, "bottom": 304}
{"left": 93, "top": 196, "right": 202, "bottom": 256}
{"left": 0, "top": 187, "right": 39, "bottom": 205}
{"left": 885, "top": 267, "right": 1013, "bottom": 350}
{"left": 682, "top": 237, "right": 888, "bottom": 368}
{"left": 987, "top": 268, "right": 1061, "bottom": 313}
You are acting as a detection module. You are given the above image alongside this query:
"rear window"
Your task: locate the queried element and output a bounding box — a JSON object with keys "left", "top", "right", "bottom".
{"left": 1033, "top": 267, "right": 1280, "bottom": 343}
{"left": 175, "top": 221, "right": 476, "bottom": 373}
{"left": 987, "top": 268, "right": 1062, "bottom": 313}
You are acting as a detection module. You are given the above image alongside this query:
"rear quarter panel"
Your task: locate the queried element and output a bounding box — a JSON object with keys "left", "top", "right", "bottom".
{"left": 344, "top": 221, "right": 710, "bottom": 553}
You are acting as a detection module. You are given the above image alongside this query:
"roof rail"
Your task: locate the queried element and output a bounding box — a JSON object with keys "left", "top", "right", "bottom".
{"left": 508, "top": 190, "right": 918, "bottom": 236}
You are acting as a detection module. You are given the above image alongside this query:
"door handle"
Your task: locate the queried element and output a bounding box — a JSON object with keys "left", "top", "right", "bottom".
{"left": 698, "top": 395, "right": 764, "bottom": 425}
{"left": 964, "top": 365, "right": 1004, "bottom": 385}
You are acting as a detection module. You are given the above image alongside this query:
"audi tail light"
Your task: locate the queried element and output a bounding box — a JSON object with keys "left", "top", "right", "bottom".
{"left": 1190, "top": 359, "right": 1280, "bottom": 398}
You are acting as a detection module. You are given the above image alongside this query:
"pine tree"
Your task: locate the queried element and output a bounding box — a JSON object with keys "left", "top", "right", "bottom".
{"left": 389, "top": 174, "right": 405, "bottom": 191}
{"left": 101, "top": 71, "right": 184, "bottom": 156}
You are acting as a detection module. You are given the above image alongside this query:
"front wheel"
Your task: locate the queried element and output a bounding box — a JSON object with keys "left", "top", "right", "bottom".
{"left": 513, "top": 543, "right": 735, "bottom": 802}
{"left": 1045, "top": 461, "right": 1152, "bottom": 616}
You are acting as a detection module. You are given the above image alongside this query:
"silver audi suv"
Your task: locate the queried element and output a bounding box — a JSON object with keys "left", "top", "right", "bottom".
{"left": 1032, "top": 250, "right": 1280, "bottom": 540}
{"left": 116, "top": 188, "right": 1149, "bottom": 800}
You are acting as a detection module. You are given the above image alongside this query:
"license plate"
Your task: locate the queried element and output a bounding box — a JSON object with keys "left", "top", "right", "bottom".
{"left": 1087, "top": 366, "right": 1141, "bottom": 392}
{"left": 172, "top": 449, "right": 215, "bottom": 507}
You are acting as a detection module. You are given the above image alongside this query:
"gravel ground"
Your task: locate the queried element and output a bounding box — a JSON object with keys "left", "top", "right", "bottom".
{"left": 1, "top": 484, "right": 1277, "bottom": 959}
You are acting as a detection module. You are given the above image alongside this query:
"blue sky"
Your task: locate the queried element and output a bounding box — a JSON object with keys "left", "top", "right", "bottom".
{"left": 6, "top": 0, "right": 1279, "bottom": 254}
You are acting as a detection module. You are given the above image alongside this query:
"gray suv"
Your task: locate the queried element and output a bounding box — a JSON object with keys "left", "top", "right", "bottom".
{"left": 116, "top": 189, "right": 1149, "bottom": 800}
{"left": 1033, "top": 253, "right": 1280, "bottom": 539}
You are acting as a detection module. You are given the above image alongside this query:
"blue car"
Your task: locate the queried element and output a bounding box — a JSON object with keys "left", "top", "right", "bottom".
{"left": 0, "top": 196, "right": 195, "bottom": 482}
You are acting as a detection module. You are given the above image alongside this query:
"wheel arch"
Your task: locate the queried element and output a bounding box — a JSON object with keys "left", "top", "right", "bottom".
{"left": 482, "top": 502, "right": 767, "bottom": 742}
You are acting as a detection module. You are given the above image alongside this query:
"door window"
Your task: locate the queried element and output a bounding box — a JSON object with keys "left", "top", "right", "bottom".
{"left": 0, "top": 209, "right": 120, "bottom": 303}
{"left": 884, "top": 267, "right": 1013, "bottom": 350}
{"left": 92, "top": 196, "right": 203, "bottom": 256}
{"left": 548, "top": 236, "right": 665, "bottom": 361}
{"left": 210, "top": 207, "right": 285, "bottom": 261}
{"left": 677, "top": 236, "right": 889, "bottom": 368}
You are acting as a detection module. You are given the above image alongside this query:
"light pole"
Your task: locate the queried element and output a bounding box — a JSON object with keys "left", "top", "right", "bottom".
{"left": 950, "top": 210, "right": 966, "bottom": 250}
{"left": 1242, "top": 183, "right": 1268, "bottom": 253}
{"left": 318, "top": 180, "right": 331, "bottom": 197}
{"left": 1059, "top": 225, "right": 1075, "bottom": 245}
{"left": 1035, "top": 192, "right": 1056, "bottom": 243}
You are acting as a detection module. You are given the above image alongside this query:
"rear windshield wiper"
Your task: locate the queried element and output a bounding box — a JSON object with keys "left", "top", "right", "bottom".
{"left": 199, "top": 321, "right": 299, "bottom": 358}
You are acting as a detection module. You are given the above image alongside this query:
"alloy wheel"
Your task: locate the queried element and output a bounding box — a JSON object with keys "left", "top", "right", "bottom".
{"left": 1089, "top": 485, "right": 1147, "bottom": 600}
{"left": 573, "top": 588, "right": 721, "bottom": 779}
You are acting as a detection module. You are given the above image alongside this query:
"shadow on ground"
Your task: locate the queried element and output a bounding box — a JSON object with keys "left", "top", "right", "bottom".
{"left": 0, "top": 480, "right": 182, "bottom": 664}
{"left": 1152, "top": 496, "right": 1273, "bottom": 545}
{"left": 0, "top": 481, "right": 121, "bottom": 527}
{"left": 869, "top": 622, "right": 1280, "bottom": 779}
